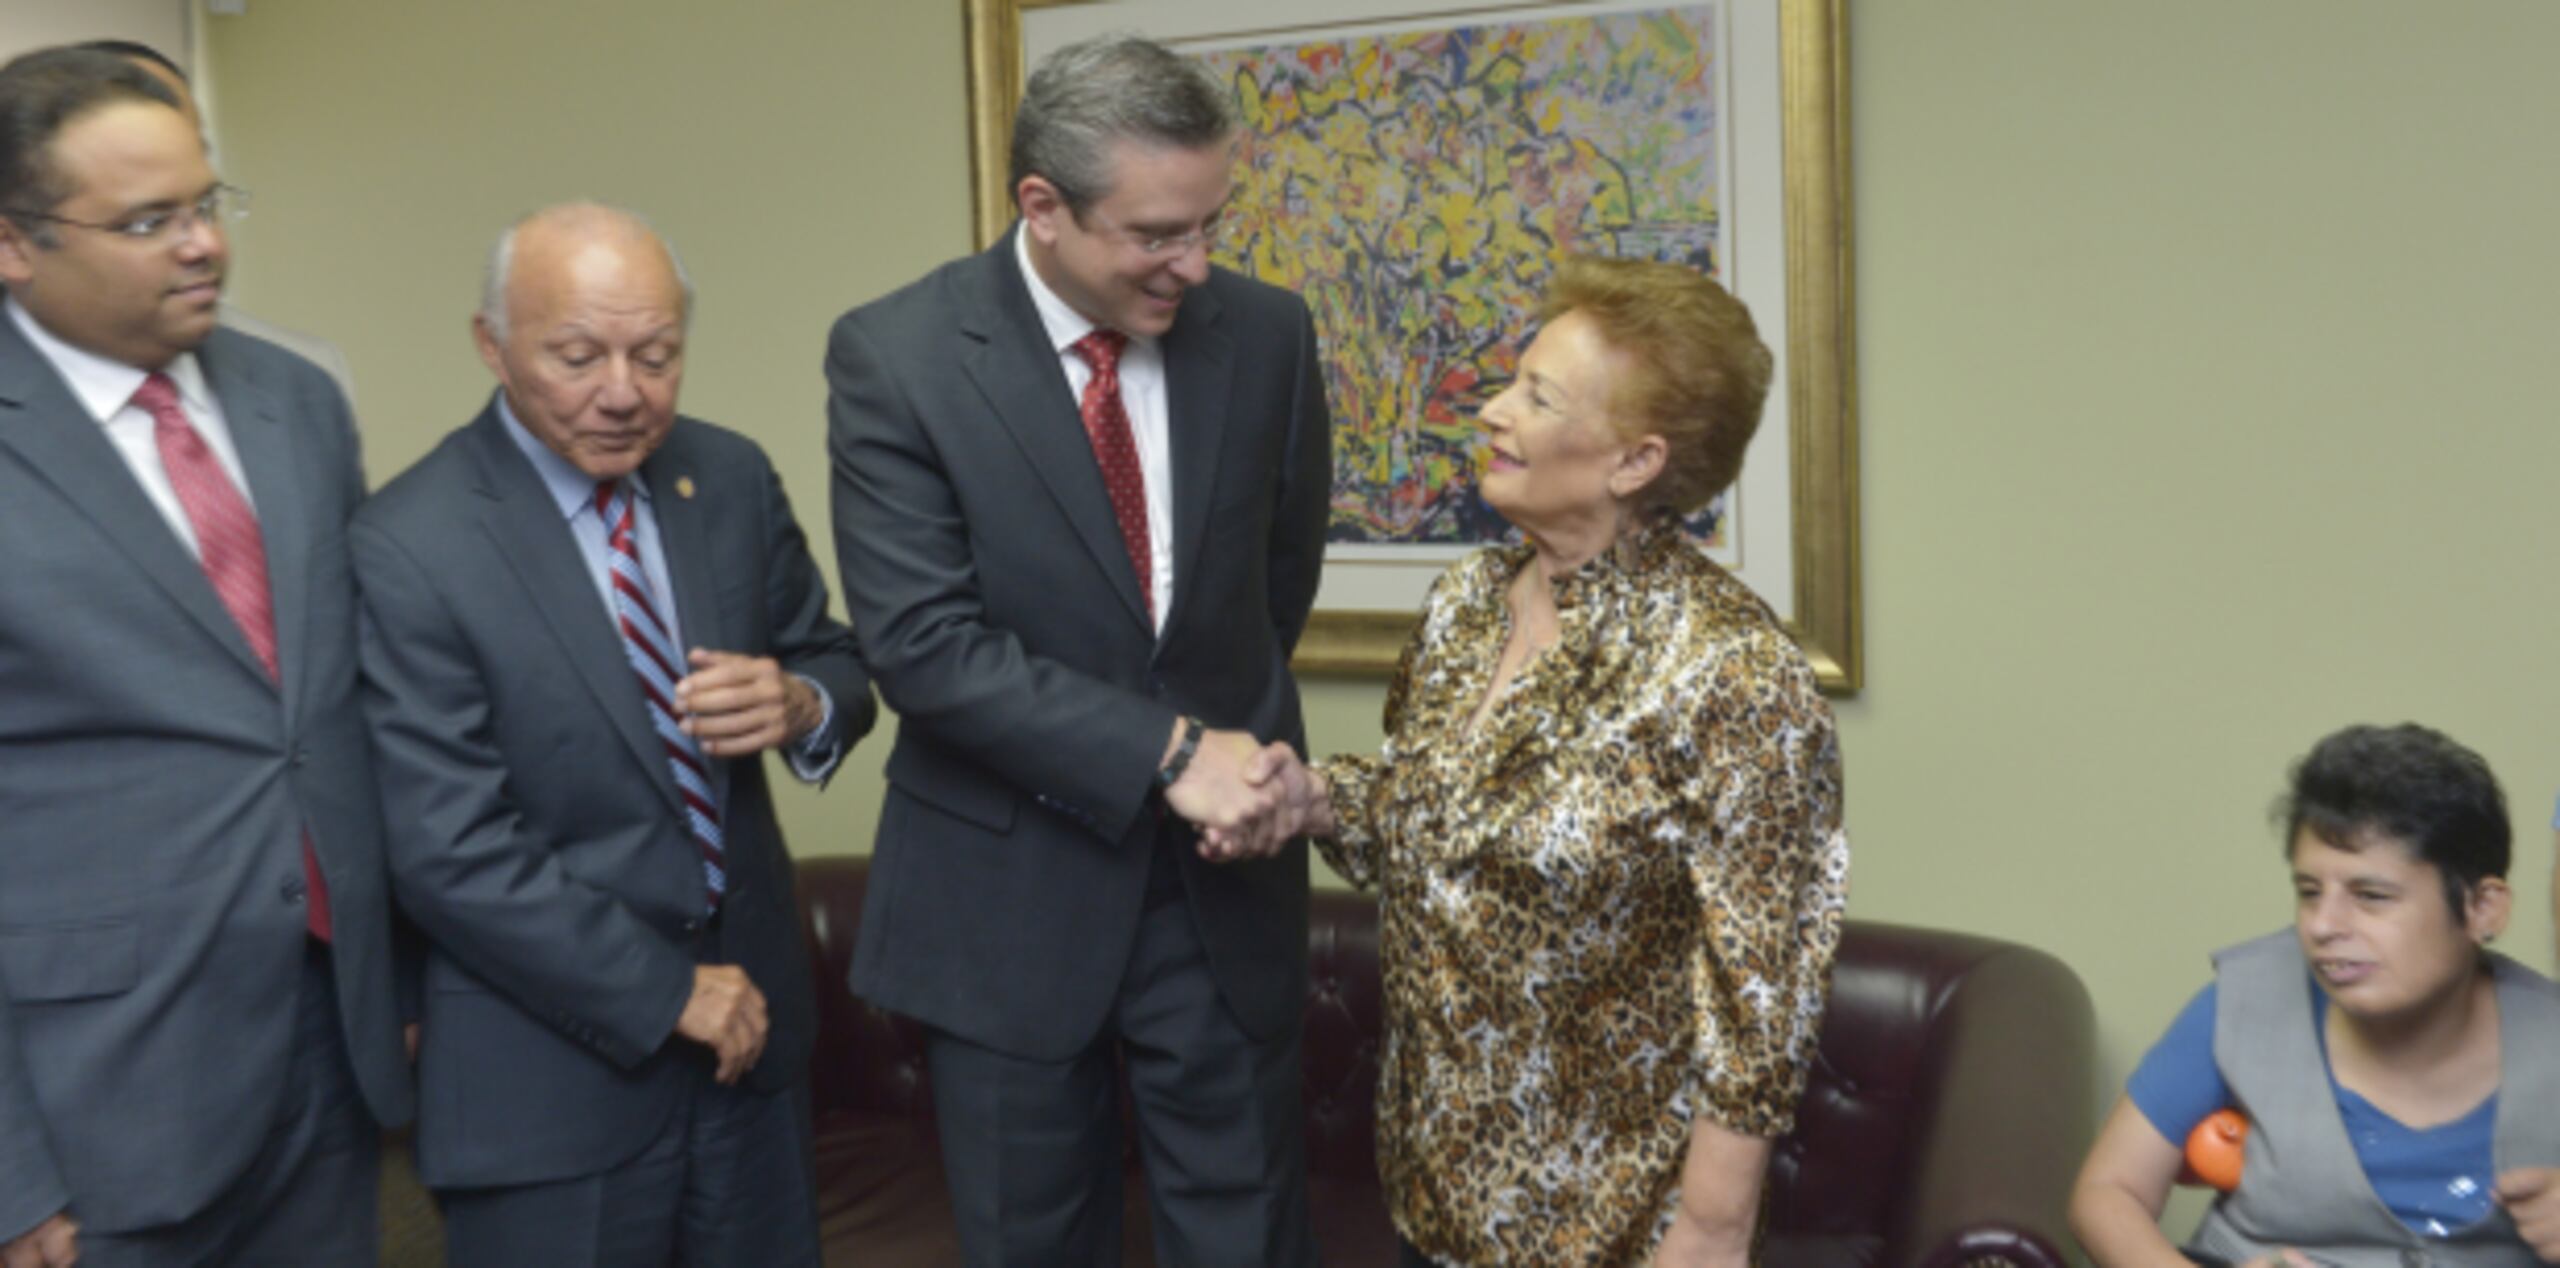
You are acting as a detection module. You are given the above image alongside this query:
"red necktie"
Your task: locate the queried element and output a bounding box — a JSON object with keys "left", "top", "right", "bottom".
{"left": 1070, "top": 330, "right": 1152, "bottom": 621}
{"left": 135, "top": 372, "right": 332, "bottom": 942}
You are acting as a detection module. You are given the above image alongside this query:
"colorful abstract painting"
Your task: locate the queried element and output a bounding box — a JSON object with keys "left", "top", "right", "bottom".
{"left": 1200, "top": 5, "right": 1725, "bottom": 546}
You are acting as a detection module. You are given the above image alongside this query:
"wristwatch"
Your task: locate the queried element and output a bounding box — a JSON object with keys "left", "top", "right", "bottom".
{"left": 1154, "top": 716, "right": 1206, "bottom": 790}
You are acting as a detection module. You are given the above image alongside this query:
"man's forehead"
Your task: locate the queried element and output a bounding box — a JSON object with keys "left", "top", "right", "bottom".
{"left": 48, "top": 99, "right": 205, "bottom": 189}
{"left": 512, "top": 239, "right": 682, "bottom": 312}
{"left": 1094, "top": 140, "right": 1236, "bottom": 207}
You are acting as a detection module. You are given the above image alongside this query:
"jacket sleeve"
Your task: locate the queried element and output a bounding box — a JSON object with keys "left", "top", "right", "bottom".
{"left": 0, "top": 993, "right": 70, "bottom": 1244}
{"left": 750, "top": 449, "right": 874, "bottom": 776}
{"left": 826, "top": 312, "right": 1180, "bottom": 842}
{"left": 1264, "top": 302, "right": 1331, "bottom": 657}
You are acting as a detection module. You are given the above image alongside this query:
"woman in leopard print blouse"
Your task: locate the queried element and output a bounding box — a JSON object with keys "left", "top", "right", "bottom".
{"left": 1246, "top": 256, "right": 1849, "bottom": 1266}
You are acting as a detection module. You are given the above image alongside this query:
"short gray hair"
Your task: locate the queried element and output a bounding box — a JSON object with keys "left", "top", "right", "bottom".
{"left": 479, "top": 201, "right": 694, "bottom": 342}
{"left": 1008, "top": 33, "right": 1234, "bottom": 211}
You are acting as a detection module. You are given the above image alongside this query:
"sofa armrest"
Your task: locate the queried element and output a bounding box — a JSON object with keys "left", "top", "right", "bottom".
{"left": 1888, "top": 943, "right": 2096, "bottom": 1268}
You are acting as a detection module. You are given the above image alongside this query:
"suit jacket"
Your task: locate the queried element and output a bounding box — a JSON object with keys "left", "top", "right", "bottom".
{"left": 0, "top": 319, "right": 413, "bottom": 1239}
{"left": 351, "top": 404, "right": 872, "bottom": 1190}
{"left": 827, "top": 229, "right": 1330, "bottom": 1060}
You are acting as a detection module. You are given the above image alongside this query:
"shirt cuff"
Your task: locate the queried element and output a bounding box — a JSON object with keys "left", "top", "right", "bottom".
{"left": 783, "top": 674, "right": 842, "bottom": 785}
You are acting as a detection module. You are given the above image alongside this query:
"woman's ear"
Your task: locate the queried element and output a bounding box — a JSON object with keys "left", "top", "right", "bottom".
{"left": 1611, "top": 434, "right": 1669, "bottom": 501}
{"left": 2466, "top": 876, "right": 2512, "bottom": 945}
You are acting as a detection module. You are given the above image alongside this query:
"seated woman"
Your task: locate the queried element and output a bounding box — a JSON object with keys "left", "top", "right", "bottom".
{"left": 2070, "top": 724, "right": 2560, "bottom": 1268}
{"left": 1257, "top": 256, "right": 1850, "bottom": 1266}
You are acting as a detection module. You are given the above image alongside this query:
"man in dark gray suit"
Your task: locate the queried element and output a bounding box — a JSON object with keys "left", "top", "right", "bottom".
{"left": 828, "top": 33, "right": 1331, "bottom": 1266}
{"left": 0, "top": 48, "right": 412, "bottom": 1268}
{"left": 354, "top": 203, "right": 871, "bottom": 1266}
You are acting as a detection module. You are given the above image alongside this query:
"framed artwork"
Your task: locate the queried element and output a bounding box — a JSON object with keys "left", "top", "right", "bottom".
{"left": 966, "top": 0, "right": 1860, "bottom": 692}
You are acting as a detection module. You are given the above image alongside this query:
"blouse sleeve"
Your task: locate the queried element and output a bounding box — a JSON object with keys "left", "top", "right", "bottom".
{"left": 1682, "top": 635, "right": 1850, "bottom": 1137}
{"left": 1310, "top": 572, "right": 1442, "bottom": 892}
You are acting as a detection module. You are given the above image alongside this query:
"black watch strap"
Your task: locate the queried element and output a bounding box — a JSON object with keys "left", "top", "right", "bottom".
{"left": 1155, "top": 716, "right": 1206, "bottom": 790}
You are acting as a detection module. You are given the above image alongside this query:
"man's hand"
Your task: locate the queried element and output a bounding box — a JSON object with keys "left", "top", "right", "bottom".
{"left": 674, "top": 964, "right": 769, "bottom": 1085}
{"left": 675, "top": 650, "right": 820, "bottom": 757}
{"left": 2497, "top": 1167, "right": 2560, "bottom": 1261}
{"left": 1163, "top": 727, "right": 1293, "bottom": 856}
{"left": 1, "top": 1211, "right": 77, "bottom": 1268}
{"left": 1200, "top": 742, "right": 1331, "bottom": 862}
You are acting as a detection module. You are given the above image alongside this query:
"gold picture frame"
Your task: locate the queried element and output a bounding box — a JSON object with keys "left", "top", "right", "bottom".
{"left": 965, "top": 0, "right": 1860, "bottom": 693}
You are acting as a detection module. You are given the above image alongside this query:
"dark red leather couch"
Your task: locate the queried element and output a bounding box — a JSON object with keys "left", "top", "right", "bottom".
{"left": 799, "top": 856, "right": 2096, "bottom": 1268}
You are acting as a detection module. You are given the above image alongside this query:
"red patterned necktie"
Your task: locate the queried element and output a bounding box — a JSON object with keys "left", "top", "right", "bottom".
{"left": 596, "top": 480, "right": 726, "bottom": 910}
{"left": 134, "top": 372, "right": 332, "bottom": 941}
{"left": 1070, "top": 330, "right": 1152, "bottom": 622}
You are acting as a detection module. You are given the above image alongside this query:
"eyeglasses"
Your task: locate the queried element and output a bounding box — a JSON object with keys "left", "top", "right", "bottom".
{"left": 1078, "top": 205, "right": 1230, "bottom": 259}
{"left": 5, "top": 183, "right": 249, "bottom": 244}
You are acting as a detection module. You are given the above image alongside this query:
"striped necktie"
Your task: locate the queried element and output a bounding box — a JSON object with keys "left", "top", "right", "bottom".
{"left": 595, "top": 479, "right": 725, "bottom": 909}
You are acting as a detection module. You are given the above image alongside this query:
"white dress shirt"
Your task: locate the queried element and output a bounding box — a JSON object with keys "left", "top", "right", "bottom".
{"left": 7, "top": 297, "right": 251, "bottom": 560}
{"left": 1014, "top": 227, "right": 1175, "bottom": 632}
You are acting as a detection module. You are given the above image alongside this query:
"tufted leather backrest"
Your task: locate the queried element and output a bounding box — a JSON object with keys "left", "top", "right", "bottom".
{"left": 798, "top": 857, "right": 935, "bottom": 1123}
{"left": 796, "top": 859, "right": 1387, "bottom": 1183}
{"left": 797, "top": 857, "right": 2092, "bottom": 1268}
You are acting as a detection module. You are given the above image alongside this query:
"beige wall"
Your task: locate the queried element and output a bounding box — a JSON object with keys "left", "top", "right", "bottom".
{"left": 0, "top": 0, "right": 187, "bottom": 64}
{"left": 205, "top": 0, "right": 2560, "bottom": 1210}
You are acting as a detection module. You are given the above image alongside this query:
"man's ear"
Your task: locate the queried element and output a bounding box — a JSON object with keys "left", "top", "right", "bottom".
{"left": 1017, "top": 175, "right": 1067, "bottom": 245}
{"left": 0, "top": 220, "right": 40, "bottom": 289}
{"left": 471, "top": 313, "right": 509, "bottom": 383}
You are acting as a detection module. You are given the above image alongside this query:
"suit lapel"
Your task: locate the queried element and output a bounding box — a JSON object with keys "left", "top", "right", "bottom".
{"left": 461, "top": 410, "right": 685, "bottom": 819}
{"left": 642, "top": 430, "right": 727, "bottom": 659}
{"left": 204, "top": 341, "right": 311, "bottom": 715}
{"left": 959, "top": 235, "right": 1152, "bottom": 631}
{"left": 1156, "top": 287, "right": 1232, "bottom": 646}
{"left": 639, "top": 430, "right": 734, "bottom": 806}
{"left": 0, "top": 318, "right": 277, "bottom": 686}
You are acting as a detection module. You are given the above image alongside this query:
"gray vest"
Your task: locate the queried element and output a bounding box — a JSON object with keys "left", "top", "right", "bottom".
{"left": 2188, "top": 930, "right": 2560, "bottom": 1268}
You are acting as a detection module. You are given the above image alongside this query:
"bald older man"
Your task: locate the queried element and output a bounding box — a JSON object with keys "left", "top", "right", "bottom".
{"left": 351, "top": 203, "right": 870, "bottom": 1265}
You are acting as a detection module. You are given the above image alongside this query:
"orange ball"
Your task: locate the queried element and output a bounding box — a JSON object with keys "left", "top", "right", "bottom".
{"left": 2182, "top": 1108, "right": 2248, "bottom": 1192}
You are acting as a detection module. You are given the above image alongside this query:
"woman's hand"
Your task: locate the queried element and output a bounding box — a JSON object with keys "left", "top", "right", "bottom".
{"left": 2497, "top": 1168, "right": 2560, "bottom": 1262}
{"left": 1651, "top": 1115, "right": 1769, "bottom": 1268}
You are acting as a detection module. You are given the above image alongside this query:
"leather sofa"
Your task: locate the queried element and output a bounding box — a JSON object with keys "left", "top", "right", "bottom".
{"left": 797, "top": 856, "right": 2098, "bottom": 1268}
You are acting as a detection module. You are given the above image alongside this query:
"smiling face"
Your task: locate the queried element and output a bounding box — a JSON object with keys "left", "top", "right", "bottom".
{"left": 1019, "top": 138, "right": 1232, "bottom": 338}
{"left": 0, "top": 99, "right": 224, "bottom": 369}
{"left": 473, "top": 214, "right": 686, "bottom": 481}
{"left": 2291, "top": 826, "right": 2506, "bottom": 1023}
{"left": 1474, "top": 309, "right": 1666, "bottom": 547}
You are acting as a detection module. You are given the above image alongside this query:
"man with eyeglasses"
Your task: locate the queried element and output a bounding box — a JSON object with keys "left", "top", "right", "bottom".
{"left": 75, "top": 39, "right": 357, "bottom": 405}
{"left": 828, "top": 31, "right": 1330, "bottom": 1266}
{"left": 0, "top": 46, "right": 412, "bottom": 1268}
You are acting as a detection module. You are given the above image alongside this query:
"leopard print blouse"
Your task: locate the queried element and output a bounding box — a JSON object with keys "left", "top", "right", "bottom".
{"left": 1316, "top": 521, "right": 1849, "bottom": 1266}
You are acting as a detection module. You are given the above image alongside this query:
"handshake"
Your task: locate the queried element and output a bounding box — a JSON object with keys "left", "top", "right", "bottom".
{"left": 1160, "top": 725, "right": 1338, "bottom": 862}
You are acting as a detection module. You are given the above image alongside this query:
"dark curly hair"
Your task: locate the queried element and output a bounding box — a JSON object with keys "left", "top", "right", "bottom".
{"left": 2276, "top": 722, "right": 2509, "bottom": 918}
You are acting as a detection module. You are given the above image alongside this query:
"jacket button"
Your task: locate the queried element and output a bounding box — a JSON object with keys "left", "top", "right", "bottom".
{"left": 291, "top": 749, "right": 309, "bottom": 768}
{"left": 680, "top": 918, "right": 703, "bottom": 935}
{"left": 280, "top": 877, "right": 305, "bottom": 904}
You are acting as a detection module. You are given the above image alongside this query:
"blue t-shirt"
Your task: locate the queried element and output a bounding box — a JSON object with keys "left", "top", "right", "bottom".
{"left": 2126, "top": 981, "right": 2500, "bottom": 1237}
